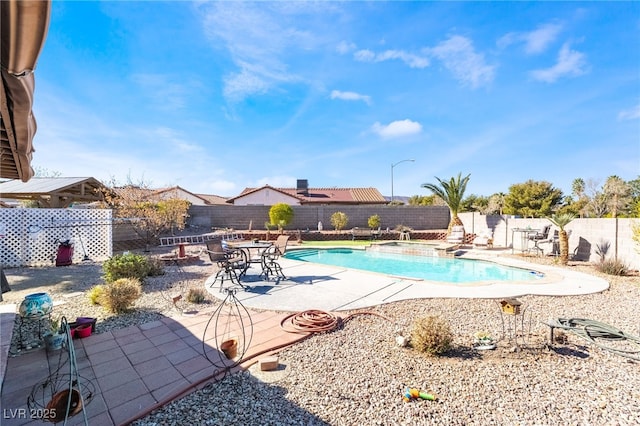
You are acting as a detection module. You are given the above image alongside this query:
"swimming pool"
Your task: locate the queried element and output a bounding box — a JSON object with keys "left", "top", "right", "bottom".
{"left": 284, "top": 248, "right": 542, "bottom": 283}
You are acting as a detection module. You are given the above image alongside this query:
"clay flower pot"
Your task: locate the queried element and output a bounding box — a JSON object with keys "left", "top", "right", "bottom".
{"left": 220, "top": 338, "right": 238, "bottom": 360}
{"left": 46, "top": 388, "right": 83, "bottom": 422}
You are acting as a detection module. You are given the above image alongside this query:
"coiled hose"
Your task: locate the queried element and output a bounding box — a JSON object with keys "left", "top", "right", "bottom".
{"left": 280, "top": 309, "right": 394, "bottom": 333}
{"left": 552, "top": 318, "right": 640, "bottom": 360}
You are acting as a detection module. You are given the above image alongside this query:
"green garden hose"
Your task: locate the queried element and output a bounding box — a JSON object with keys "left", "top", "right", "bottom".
{"left": 551, "top": 317, "right": 640, "bottom": 361}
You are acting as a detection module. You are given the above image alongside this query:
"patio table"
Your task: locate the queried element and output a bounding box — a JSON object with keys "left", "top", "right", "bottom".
{"left": 226, "top": 241, "right": 273, "bottom": 276}
{"left": 511, "top": 228, "right": 539, "bottom": 254}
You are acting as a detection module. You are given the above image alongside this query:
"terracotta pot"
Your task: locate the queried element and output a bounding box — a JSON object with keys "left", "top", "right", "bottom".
{"left": 220, "top": 338, "right": 238, "bottom": 359}
{"left": 18, "top": 292, "right": 53, "bottom": 319}
{"left": 45, "top": 388, "right": 83, "bottom": 422}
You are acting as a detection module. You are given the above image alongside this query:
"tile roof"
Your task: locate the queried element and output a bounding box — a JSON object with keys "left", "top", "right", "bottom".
{"left": 229, "top": 185, "right": 386, "bottom": 204}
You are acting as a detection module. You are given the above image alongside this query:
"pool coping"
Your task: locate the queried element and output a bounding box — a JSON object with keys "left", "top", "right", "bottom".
{"left": 205, "top": 248, "right": 610, "bottom": 312}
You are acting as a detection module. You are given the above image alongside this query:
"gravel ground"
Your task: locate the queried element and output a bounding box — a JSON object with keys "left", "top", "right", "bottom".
{"left": 3, "top": 251, "right": 640, "bottom": 425}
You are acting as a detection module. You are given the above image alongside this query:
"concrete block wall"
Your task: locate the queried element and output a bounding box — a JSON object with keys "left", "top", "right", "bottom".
{"left": 459, "top": 212, "right": 639, "bottom": 270}
{"left": 187, "top": 205, "right": 450, "bottom": 232}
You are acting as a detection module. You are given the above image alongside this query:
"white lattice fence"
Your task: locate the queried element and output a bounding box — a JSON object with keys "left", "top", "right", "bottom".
{"left": 0, "top": 208, "right": 113, "bottom": 267}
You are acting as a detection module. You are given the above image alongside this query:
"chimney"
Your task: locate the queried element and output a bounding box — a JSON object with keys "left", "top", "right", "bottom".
{"left": 296, "top": 179, "right": 309, "bottom": 196}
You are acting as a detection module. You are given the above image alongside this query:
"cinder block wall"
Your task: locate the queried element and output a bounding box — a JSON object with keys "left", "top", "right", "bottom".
{"left": 459, "top": 212, "right": 639, "bottom": 270}
{"left": 188, "top": 205, "right": 451, "bottom": 231}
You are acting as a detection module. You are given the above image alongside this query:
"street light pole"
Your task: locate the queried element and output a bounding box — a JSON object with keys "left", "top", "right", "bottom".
{"left": 391, "top": 159, "right": 415, "bottom": 203}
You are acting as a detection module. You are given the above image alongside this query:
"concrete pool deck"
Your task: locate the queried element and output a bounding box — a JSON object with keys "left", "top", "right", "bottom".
{"left": 205, "top": 248, "right": 610, "bottom": 312}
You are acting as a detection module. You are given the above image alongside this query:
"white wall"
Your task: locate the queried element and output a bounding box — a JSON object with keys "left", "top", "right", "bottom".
{"left": 459, "top": 212, "right": 640, "bottom": 270}
{"left": 0, "top": 208, "right": 113, "bottom": 267}
{"left": 233, "top": 188, "right": 301, "bottom": 206}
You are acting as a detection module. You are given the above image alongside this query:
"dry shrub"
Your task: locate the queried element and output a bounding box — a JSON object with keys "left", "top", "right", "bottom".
{"left": 100, "top": 278, "right": 142, "bottom": 314}
{"left": 410, "top": 315, "right": 453, "bottom": 356}
{"left": 595, "top": 259, "right": 629, "bottom": 276}
{"left": 186, "top": 288, "right": 207, "bottom": 304}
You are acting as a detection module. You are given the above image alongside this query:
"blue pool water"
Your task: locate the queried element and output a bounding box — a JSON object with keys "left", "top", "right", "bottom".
{"left": 284, "top": 248, "right": 541, "bottom": 283}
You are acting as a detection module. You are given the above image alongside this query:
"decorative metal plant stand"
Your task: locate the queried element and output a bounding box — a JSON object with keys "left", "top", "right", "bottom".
{"left": 202, "top": 287, "right": 253, "bottom": 371}
{"left": 27, "top": 317, "right": 95, "bottom": 424}
{"left": 497, "top": 298, "right": 534, "bottom": 349}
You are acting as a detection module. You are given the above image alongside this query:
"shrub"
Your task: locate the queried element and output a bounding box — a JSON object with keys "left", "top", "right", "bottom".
{"left": 367, "top": 214, "right": 381, "bottom": 229}
{"left": 268, "top": 203, "right": 294, "bottom": 231}
{"left": 187, "top": 288, "right": 207, "bottom": 304}
{"left": 330, "top": 211, "right": 348, "bottom": 231}
{"left": 410, "top": 315, "right": 453, "bottom": 356}
{"left": 395, "top": 224, "right": 413, "bottom": 232}
{"left": 88, "top": 285, "right": 105, "bottom": 305}
{"left": 595, "top": 259, "right": 629, "bottom": 276}
{"left": 99, "top": 278, "right": 142, "bottom": 314}
{"left": 103, "top": 252, "right": 151, "bottom": 283}
{"left": 146, "top": 257, "right": 165, "bottom": 277}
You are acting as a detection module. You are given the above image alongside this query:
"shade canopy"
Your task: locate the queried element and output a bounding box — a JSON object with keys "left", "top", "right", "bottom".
{"left": 1, "top": 0, "right": 51, "bottom": 181}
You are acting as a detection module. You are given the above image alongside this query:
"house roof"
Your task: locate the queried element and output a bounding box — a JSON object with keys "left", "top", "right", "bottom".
{"left": 152, "top": 186, "right": 228, "bottom": 205}
{"left": 228, "top": 185, "right": 387, "bottom": 205}
{"left": 0, "top": 0, "right": 51, "bottom": 182}
{"left": 111, "top": 185, "right": 227, "bottom": 206}
{"left": 0, "top": 177, "right": 106, "bottom": 207}
{"left": 194, "top": 193, "right": 229, "bottom": 205}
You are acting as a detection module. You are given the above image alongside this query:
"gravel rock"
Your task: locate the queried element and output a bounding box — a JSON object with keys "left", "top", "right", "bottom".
{"left": 3, "top": 253, "right": 640, "bottom": 425}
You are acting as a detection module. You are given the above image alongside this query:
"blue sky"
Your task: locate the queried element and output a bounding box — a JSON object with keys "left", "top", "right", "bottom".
{"left": 32, "top": 1, "right": 639, "bottom": 198}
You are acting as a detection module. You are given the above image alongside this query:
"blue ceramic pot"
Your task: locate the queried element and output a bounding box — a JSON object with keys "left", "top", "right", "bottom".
{"left": 18, "top": 292, "right": 53, "bottom": 319}
{"left": 44, "top": 332, "right": 65, "bottom": 350}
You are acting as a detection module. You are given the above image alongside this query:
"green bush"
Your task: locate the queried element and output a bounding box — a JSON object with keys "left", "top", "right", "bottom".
{"left": 595, "top": 259, "right": 629, "bottom": 276}
{"left": 103, "top": 252, "right": 151, "bottom": 283}
{"left": 330, "top": 211, "right": 348, "bottom": 231}
{"left": 99, "top": 278, "right": 142, "bottom": 314}
{"left": 367, "top": 214, "right": 381, "bottom": 229}
{"left": 410, "top": 315, "right": 453, "bottom": 357}
{"left": 146, "top": 257, "right": 165, "bottom": 277}
{"left": 268, "top": 203, "right": 294, "bottom": 231}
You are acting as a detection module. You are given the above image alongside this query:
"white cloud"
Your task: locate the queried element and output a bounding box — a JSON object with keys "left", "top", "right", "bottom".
{"left": 223, "top": 70, "right": 270, "bottom": 103}
{"left": 618, "top": 103, "right": 640, "bottom": 121}
{"left": 427, "top": 36, "right": 495, "bottom": 88}
{"left": 354, "top": 48, "right": 429, "bottom": 69}
{"left": 371, "top": 119, "right": 422, "bottom": 139}
{"left": 336, "top": 40, "right": 356, "bottom": 54}
{"left": 354, "top": 49, "right": 376, "bottom": 62}
{"left": 530, "top": 42, "right": 588, "bottom": 83}
{"left": 330, "top": 90, "right": 371, "bottom": 105}
{"left": 498, "top": 23, "right": 562, "bottom": 54}
{"left": 199, "top": 2, "right": 317, "bottom": 103}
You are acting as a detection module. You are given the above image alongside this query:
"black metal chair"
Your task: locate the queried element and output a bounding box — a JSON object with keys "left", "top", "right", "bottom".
{"left": 205, "top": 240, "right": 248, "bottom": 290}
{"left": 259, "top": 236, "right": 289, "bottom": 281}
{"left": 528, "top": 225, "right": 551, "bottom": 255}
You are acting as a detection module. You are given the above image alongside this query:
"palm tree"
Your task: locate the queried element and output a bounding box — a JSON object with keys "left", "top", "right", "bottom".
{"left": 421, "top": 173, "right": 470, "bottom": 233}
{"left": 548, "top": 213, "right": 576, "bottom": 265}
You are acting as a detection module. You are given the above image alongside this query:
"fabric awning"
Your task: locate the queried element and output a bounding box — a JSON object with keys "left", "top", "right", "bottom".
{"left": 0, "top": 0, "right": 51, "bottom": 182}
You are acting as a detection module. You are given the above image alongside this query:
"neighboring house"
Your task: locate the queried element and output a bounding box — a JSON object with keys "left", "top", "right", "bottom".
{"left": 227, "top": 180, "right": 387, "bottom": 206}
{"left": 0, "top": 177, "right": 107, "bottom": 208}
{"left": 152, "top": 186, "right": 227, "bottom": 206}
{"left": 112, "top": 185, "right": 227, "bottom": 206}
